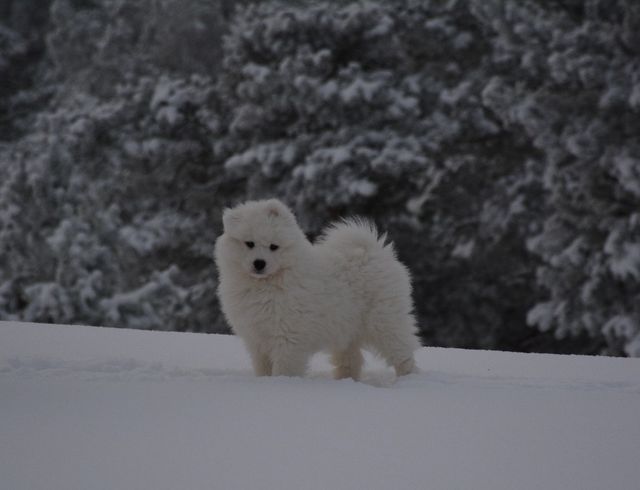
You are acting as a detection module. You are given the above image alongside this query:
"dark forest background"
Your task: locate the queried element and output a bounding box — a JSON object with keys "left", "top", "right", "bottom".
{"left": 1, "top": 0, "right": 639, "bottom": 356}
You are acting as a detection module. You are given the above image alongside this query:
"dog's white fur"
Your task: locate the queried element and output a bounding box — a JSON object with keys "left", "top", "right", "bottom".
{"left": 215, "top": 199, "right": 420, "bottom": 380}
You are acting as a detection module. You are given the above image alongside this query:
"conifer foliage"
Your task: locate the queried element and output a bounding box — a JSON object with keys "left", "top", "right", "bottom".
{"left": 1, "top": 0, "right": 639, "bottom": 355}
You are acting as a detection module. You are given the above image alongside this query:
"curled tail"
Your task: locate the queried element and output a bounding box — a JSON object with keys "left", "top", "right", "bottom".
{"left": 319, "top": 217, "right": 420, "bottom": 371}
{"left": 315, "top": 218, "right": 396, "bottom": 258}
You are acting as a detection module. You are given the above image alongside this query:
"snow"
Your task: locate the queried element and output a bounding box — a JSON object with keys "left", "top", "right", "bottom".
{"left": 608, "top": 242, "right": 640, "bottom": 281}
{"left": 1, "top": 321, "right": 639, "bottom": 490}
{"left": 526, "top": 301, "right": 555, "bottom": 332}
{"left": 340, "top": 78, "right": 383, "bottom": 103}
{"left": 451, "top": 239, "right": 475, "bottom": 259}
{"left": 614, "top": 154, "right": 640, "bottom": 197}
{"left": 348, "top": 179, "right": 377, "bottom": 197}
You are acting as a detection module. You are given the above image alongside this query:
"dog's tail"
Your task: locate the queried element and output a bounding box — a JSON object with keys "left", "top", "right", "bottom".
{"left": 315, "top": 218, "right": 396, "bottom": 258}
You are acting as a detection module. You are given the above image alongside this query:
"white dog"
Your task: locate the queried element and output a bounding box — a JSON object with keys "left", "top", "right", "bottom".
{"left": 214, "top": 199, "right": 420, "bottom": 380}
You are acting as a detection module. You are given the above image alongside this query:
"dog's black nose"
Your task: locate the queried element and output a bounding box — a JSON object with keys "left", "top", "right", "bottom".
{"left": 253, "top": 259, "right": 266, "bottom": 272}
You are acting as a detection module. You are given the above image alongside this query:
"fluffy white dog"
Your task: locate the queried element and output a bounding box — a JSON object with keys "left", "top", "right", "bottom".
{"left": 214, "top": 199, "right": 420, "bottom": 380}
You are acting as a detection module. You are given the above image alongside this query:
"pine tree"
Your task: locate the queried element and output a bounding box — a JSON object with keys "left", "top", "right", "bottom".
{"left": 1, "top": 0, "right": 230, "bottom": 332}
{"left": 217, "top": 0, "right": 547, "bottom": 350}
{"left": 4, "top": 0, "right": 638, "bottom": 356}
{"left": 478, "top": 0, "right": 640, "bottom": 355}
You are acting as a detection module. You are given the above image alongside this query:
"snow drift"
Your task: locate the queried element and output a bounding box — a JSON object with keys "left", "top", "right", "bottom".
{"left": 1, "top": 321, "right": 639, "bottom": 490}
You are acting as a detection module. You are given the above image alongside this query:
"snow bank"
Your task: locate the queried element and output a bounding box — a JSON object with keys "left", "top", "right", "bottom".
{"left": 1, "top": 321, "right": 639, "bottom": 490}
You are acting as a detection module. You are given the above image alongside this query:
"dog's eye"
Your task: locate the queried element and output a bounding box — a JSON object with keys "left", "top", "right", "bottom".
{"left": 245, "top": 241, "right": 255, "bottom": 249}
{"left": 269, "top": 244, "right": 279, "bottom": 251}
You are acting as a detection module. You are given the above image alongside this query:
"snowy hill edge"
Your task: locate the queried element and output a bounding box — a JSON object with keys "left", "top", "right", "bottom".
{"left": 1, "top": 321, "right": 638, "bottom": 389}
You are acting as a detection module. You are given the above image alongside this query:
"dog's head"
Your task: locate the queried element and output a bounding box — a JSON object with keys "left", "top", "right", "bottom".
{"left": 217, "top": 199, "right": 306, "bottom": 279}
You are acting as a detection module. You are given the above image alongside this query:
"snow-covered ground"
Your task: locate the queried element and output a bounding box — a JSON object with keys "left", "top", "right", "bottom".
{"left": 1, "top": 321, "right": 639, "bottom": 490}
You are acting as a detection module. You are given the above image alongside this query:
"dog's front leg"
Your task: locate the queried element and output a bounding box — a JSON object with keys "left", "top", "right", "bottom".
{"left": 246, "top": 341, "right": 273, "bottom": 376}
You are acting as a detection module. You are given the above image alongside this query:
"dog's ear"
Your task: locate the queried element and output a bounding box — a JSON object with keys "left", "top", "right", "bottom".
{"left": 265, "top": 200, "right": 283, "bottom": 218}
{"left": 265, "top": 199, "right": 296, "bottom": 223}
{"left": 222, "top": 207, "right": 241, "bottom": 231}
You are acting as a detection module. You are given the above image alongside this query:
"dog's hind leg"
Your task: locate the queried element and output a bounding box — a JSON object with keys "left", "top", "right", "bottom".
{"left": 367, "top": 318, "right": 420, "bottom": 377}
{"left": 331, "top": 343, "right": 364, "bottom": 381}
{"left": 392, "top": 355, "right": 417, "bottom": 376}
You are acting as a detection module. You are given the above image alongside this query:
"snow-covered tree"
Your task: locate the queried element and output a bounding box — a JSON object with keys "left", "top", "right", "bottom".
{"left": 216, "top": 0, "right": 548, "bottom": 350}
{"left": 0, "top": 24, "right": 26, "bottom": 97}
{"left": 4, "top": 0, "right": 639, "bottom": 356}
{"left": 1, "top": 0, "right": 229, "bottom": 332}
{"left": 47, "top": 0, "right": 231, "bottom": 96}
{"left": 476, "top": 0, "right": 640, "bottom": 355}
{"left": 0, "top": 0, "right": 52, "bottom": 139}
